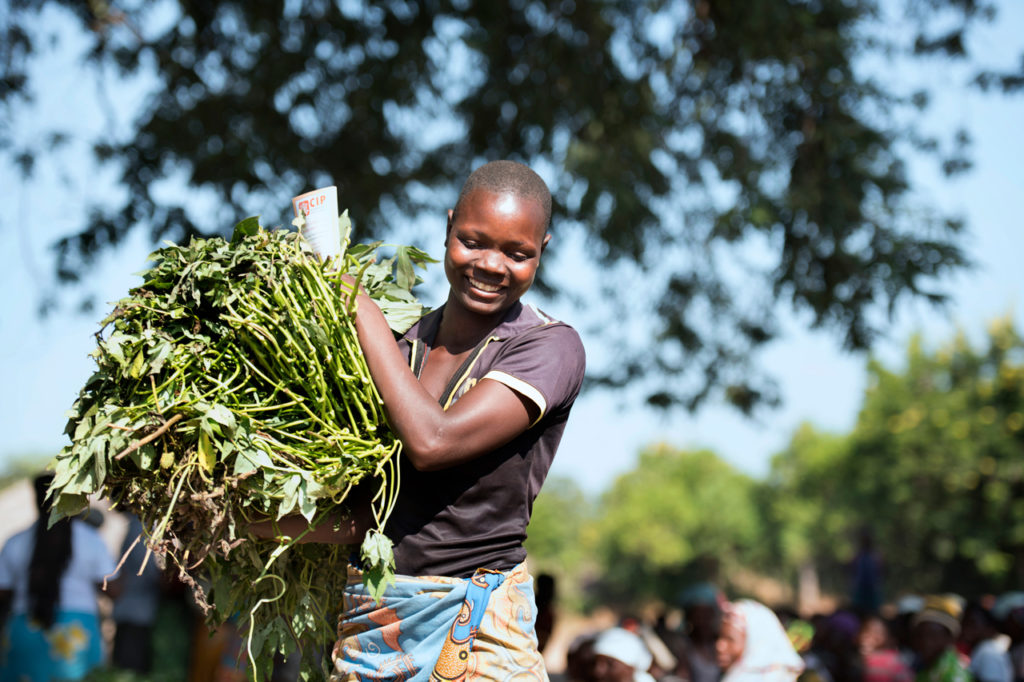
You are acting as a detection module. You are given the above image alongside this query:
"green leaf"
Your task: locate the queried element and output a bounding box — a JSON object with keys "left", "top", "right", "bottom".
{"left": 299, "top": 478, "right": 318, "bottom": 522}
{"left": 49, "top": 494, "right": 88, "bottom": 526}
{"left": 73, "top": 415, "right": 94, "bottom": 443}
{"left": 199, "top": 417, "right": 220, "bottom": 438}
{"left": 299, "top": 320, "right": 330, "bottom": 351}
{"left": 395, "top": 247, "right": 415, "bottom": 290}
{"left": 103, "top": 331, "right": 129, "bottom": 365}
{"left": 232, "top": 449, "right": 259, "bottom": 476}
{"left": 206, "top": 404, "right": 237, "bottom": 433}
{"left": 68, "top": 463, "right": 97, "bottom": 496}
{"left": 233, "top": 448, "right": 273, "bottom": 477}
{"left": 198, "top": 431, "right": 216, "bottom": 474}
{"left": 128, "top": 348, "right": 147, "bottom": 379}
{"left": 402, "top": 245, "right": 437, "bottom": 267}
{"left": 137, "top": 443, "right": 157, "bottom": 470}
{"left": 338, "top": 209, "right": 352, "bottom": 258}
{"left": 232, "top": 216, "right": 261, "bottom": 242}
{"left": 278, "top": 475, "right": 301, "bottom": 518}
{"left": 347, "top": 242, "right": 382, "bottom": 259}
{"left": 377, "top": 300, "right": 426, "bottom": 334}
{"left": 360, "top": 530, "right": 396, "bottom": 602}
{"left": 90, "top": 437, "right": 107, "bottom": 484}
{"left": 148, "top": 339, "right": 174, "bottom": 374}
{"left": 51, "top": 453, "right": 78, "bottom": 490}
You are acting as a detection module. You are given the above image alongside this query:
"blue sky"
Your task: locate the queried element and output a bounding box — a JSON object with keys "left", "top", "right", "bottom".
{"left": 1, "top": 4, "right": 1021, "bottom": 494}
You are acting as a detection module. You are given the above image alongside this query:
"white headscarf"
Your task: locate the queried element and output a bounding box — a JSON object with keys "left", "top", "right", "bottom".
{"left": 593, "top": 627, "right": 657, "bottom": 682}
{"left": 720, "top": 600, "right": 804, "bottom": 682}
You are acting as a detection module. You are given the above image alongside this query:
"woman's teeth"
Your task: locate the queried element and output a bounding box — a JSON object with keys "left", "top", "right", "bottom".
{"left": 469, "top": 278, "right": 501, "bottom": 293}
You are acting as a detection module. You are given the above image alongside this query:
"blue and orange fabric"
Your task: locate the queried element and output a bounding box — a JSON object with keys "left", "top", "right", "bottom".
{"left": 331, "top": 562, "right": 546, "bottom": 682}
{"left": 0, "top": 611, "right": 103, "bottom": 682}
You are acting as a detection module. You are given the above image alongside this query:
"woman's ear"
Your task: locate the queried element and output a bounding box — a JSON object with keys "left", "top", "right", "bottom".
{"left": 445, "top": 209, "right": 454, "bottom": 246}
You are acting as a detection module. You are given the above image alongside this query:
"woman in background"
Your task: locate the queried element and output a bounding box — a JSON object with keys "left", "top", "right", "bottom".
{"left": 592, "top": 627, "right": 656, "bottom": 682}
{"left": 717, "top": 599, "right": 805, "bottom": 682}
{"left": 0, "top": 473, "right": 117, "bottom": 682}
{"left": 859, "top": 613, "right": 912, "bottom": 682}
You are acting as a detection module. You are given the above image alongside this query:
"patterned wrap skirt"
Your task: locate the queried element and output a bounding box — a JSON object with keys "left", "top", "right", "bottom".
{"left": 0, "top": 611, "right": 104, "bottom": 682}
{"left": 332, "top": 562, "right": 548, "bottom": 682}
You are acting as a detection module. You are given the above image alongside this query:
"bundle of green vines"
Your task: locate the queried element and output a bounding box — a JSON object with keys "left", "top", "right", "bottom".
{"left": 47, "top": 215, "right": 433, "bottom": 679}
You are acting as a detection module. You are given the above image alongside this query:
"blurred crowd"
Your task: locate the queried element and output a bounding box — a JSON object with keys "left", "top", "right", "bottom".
{"left": 0, "top": 474, "right": 255, "bottom": 682}
{"left": 3, "top": 473, "right": 1024, "bottom": 682}
{"left": 545, "top": 582, "right": 1024, "bottom": 682}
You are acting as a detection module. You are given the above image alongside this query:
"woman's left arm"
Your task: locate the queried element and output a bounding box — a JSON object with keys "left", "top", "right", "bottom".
{"left": 351, "top": 292, "right": 537, "bottom": 472}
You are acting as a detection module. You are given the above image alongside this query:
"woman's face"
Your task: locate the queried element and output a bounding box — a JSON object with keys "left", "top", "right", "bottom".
{"left": 716, "top": 618, "right": 746, "bottom": 670}
{"left": 593, "top": 654, "right": 636, "bottom": 682}
{"left": 444, "top": 189, "right": 549, "bottom": 320}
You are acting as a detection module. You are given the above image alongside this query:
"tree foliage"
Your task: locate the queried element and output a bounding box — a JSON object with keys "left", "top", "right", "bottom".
{"left": 5, "top": 0, "right": 1016, "bottom": 409}
{"left": 592, "top": 445, "right": 762, "bottom": 605}
{"left": 761, "top": 423, "right": 855, "bottom": 587}
{"left": 522, "top": 319, "right": 1024, "bottom": 607}
{"left": 757, "top": 318, "right": 1024, "bottom": 600}
{"left": 839, "top": 318, "right": 1024, "bottom": 595}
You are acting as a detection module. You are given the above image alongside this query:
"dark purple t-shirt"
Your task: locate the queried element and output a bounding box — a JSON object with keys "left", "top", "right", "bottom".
{"left": 384, "top": 301, "right": 586, "bottom": 578}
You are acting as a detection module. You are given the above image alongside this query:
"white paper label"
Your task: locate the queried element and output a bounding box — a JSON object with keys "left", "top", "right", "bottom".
{"left": 291, "top": 185, "right": 340, "bottom": 259}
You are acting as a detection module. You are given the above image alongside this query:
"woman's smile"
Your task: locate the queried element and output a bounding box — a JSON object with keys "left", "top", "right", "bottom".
{"left": 467, "top": 276, "right": 502, "bottom": 294}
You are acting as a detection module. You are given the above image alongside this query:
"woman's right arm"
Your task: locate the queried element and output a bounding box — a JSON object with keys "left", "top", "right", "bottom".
{"left": 249, "top": 507, "right": 370, "bottom": 545}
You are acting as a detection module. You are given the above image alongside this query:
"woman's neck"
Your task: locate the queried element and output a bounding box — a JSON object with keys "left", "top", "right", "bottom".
{"left": 435, "top": 295, "right": 513, "bottom": 352}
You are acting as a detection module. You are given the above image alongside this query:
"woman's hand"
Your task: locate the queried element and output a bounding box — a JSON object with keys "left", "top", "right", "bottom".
{"left": 248, "top": 510, "right": 369, "bottom": 545}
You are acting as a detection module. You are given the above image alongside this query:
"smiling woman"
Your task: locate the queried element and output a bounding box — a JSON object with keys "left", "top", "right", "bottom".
{"left": 325, "top": 160, "right": 587, "bottom": 682}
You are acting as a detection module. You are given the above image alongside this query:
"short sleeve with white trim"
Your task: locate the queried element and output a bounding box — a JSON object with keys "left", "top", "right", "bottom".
{"left": 481, "top": 322, "right": 585, "bottom": 428}
{"left": 386, "top": 302, "right": 586, "bottom": 578}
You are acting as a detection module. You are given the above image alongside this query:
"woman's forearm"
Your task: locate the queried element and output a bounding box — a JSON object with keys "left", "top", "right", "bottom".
{"left": 249, "top": 510, "right": 368, "bottom": 545}
{"left": 351, "top": 292, "right": 451, "bottom": 462}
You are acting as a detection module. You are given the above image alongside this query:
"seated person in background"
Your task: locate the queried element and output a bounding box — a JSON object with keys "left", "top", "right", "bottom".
{"left": 674, "top": 582, "right": 722, "bottom": 682}
{"left": 565, "top": 633, "right": 599, "bottom": 682}
{"left": 716, "top": 599, "right": 805, "bottom": 682}
{"left": 592, "top": 627, "right": 656, "bottom": 682}
{"left": 910, "top": 596, "right": 972, "bottom": 682}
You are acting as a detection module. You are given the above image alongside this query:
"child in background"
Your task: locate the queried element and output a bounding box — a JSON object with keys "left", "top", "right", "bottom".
{"left": 859, "top": 614, "right": 912, "bottom": 682}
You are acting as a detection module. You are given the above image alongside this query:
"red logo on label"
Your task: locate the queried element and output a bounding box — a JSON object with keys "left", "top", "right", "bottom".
{"left": 296, "top": 194, "right": 325, "bottom": 216}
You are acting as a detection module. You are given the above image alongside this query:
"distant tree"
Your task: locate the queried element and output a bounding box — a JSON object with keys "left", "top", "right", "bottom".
{"left": 840, "top": 317, "right": 1024, "bottom": 595}
{"left": 524, "top": 475, "right": 595, "bottom": 609}
{"left": 5, "top": 0, "right": 1011, "bottom": 410}
{"left": 760, "top": 424, "right": 858, "bottom": 609}
{"left": 592, "top": 445, "right": 761, "bottom": 604}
